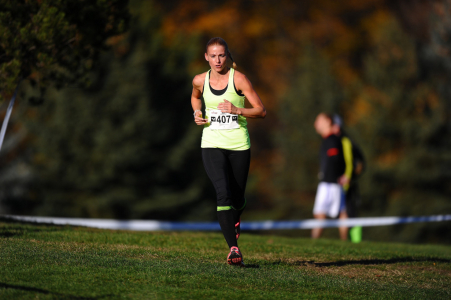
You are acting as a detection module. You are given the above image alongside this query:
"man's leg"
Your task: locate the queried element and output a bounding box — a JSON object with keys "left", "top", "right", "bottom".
{"left": 312, "top": 183, "right": 328, "bottom": 239}
{"left": 312, "top": 213, "right": 326, "bottom": 238}
{"left": 338, "top": 210, "right": 348, "bottom": 241}
{"left": 338, "top": 187, "right": 348, "bottom": 241}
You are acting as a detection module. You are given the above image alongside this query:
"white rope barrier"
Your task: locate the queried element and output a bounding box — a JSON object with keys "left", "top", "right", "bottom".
{"left": 2, "top": 214, "right": 451, "bottom": 231}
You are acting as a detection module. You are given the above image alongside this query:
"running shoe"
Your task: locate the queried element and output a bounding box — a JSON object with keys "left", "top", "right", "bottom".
{"left": 235, "top": 218, "right": 241, "bottom": 240}
{"left": 227, "top": 246, "right": 244, "bottom": 266}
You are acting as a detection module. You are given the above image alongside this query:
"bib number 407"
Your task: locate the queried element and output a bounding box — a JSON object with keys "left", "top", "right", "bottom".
{"left": 211, "top": 115, "right": 238, "bottom": 123}
{"left": 208, "top": 109, "right": 240, "bottom": 130}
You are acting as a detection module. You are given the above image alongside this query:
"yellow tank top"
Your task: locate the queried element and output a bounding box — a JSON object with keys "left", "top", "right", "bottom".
{"left": 201, "top": 68, "right": 251, "bottom": 150}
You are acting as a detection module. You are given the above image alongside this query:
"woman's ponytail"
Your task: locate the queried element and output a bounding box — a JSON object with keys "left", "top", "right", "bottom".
{"left": 228, "top": 50, "right": 237, "bottom": 69}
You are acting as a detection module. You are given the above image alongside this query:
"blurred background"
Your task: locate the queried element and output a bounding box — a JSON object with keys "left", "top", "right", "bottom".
{"left": 0, "top": 0, "right": 450, "bottom": 244}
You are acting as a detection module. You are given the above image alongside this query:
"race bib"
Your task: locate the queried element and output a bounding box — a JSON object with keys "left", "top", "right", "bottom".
{"left": 208, "top": 109, "right": 240, "bottom": 130}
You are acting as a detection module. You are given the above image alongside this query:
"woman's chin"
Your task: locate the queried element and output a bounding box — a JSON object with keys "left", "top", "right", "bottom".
{"left": 216, "top": 66, "right": 229, "bottom": 73}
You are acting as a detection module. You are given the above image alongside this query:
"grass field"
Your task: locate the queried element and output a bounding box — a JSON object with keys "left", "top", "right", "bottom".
{"left": 1, "top": 220, "right": 450, "bottom": 299}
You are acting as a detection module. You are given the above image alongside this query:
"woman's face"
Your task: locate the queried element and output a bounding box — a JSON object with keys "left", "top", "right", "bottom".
{"left": 205, "top": 44, "right": 227, "bottom": 73}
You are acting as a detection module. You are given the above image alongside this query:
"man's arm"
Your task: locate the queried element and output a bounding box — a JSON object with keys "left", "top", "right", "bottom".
{"left": 339, "top": 136, "right": 353, "bottom": 190}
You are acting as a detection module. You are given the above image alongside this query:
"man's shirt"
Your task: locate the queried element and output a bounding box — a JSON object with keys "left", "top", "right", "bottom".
{"left": 319, "top": 134, "right": 345, "bottom": 183}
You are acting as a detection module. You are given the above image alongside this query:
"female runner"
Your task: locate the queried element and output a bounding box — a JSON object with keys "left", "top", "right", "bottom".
{"left": 191, "top": 37, "right": 266, "bottom": 266}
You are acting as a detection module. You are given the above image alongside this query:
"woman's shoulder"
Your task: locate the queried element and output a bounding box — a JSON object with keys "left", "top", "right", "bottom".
{"left": 233, "top": 69, "right": 246, "bottom": 80}
{"left": 193, "top": 71, "right": 208, "bottom": 88}
{"left": 233, "top": 69, "right": 251, "bottom": 88}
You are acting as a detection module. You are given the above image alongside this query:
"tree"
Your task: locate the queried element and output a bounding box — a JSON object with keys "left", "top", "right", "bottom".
{"left": 273, "top": 42, "right": 343, "bottom": 219}
{"left": 0, "top": 0, "right": 129, "bottom": 101}
{"left": 346, "top": 16, "right": 451, "bottom": 244}
{"left": 1, "top": 0, "right": 215, "bottom": 221}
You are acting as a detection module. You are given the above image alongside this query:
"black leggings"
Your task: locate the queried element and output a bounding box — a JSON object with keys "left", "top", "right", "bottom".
{"left": 202, "top": 148, "right": 250, "bottom": 209}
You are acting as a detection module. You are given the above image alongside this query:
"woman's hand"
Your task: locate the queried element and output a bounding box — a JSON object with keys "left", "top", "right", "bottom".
{"left": 217, "top": 100, "right": 240, "bottom": 115}
{"left": 194, "top": 110, "right": 208, "bottom": 126}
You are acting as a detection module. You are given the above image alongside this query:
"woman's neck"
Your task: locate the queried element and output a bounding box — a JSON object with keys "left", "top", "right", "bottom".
{"left": 210, "top": 67, "right": 229, "bottom": 80}
{"left": 209, "top": 68, "right": 229, "bottom": 90}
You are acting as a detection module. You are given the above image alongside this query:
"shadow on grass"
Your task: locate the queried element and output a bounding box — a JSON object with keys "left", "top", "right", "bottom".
{"left": 0, "top": 216, "right": 68, "bottom": 238}
{"left": 0, "top": 233, "right": 22, "bottom": 238}
{"left": 0, "top": 228, "right": 62, "bottom": 238}
{"left": 281, "top": 257, "right": 451, "bottom": 267}
{"left": 243, "top": 264, "right": 260, "bottom": 268}
{"left": 0, "top": 282, "right": 110, "bottom": 299}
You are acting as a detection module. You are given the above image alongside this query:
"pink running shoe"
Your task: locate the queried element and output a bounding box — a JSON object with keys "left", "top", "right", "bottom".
{"left": 227, "top": 246, "right": 244, "bottom": 266}
{"left": 235, "top": 218, "right": 241, "bottom": 240}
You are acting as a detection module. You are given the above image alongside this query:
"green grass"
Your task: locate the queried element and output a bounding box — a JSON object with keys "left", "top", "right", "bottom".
{"left": 1, "top": 220, "right": 450, "bottom": 299}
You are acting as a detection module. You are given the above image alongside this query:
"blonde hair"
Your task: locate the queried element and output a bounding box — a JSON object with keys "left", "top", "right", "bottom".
{"left": 206, "top": 37, "right": 237, "bottom": 69}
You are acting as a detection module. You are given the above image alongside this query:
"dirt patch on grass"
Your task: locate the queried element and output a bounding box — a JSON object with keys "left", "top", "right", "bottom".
{"left": 290, "top": 260, "right": 451, "bottom": 290}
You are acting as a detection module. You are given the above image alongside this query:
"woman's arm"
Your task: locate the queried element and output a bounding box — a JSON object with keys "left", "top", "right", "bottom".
{"left": 217, "top": 71, "right": 266, "bottom": 118}
{"left": 191, "top": 74, "right": 208, "bottom": 125}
